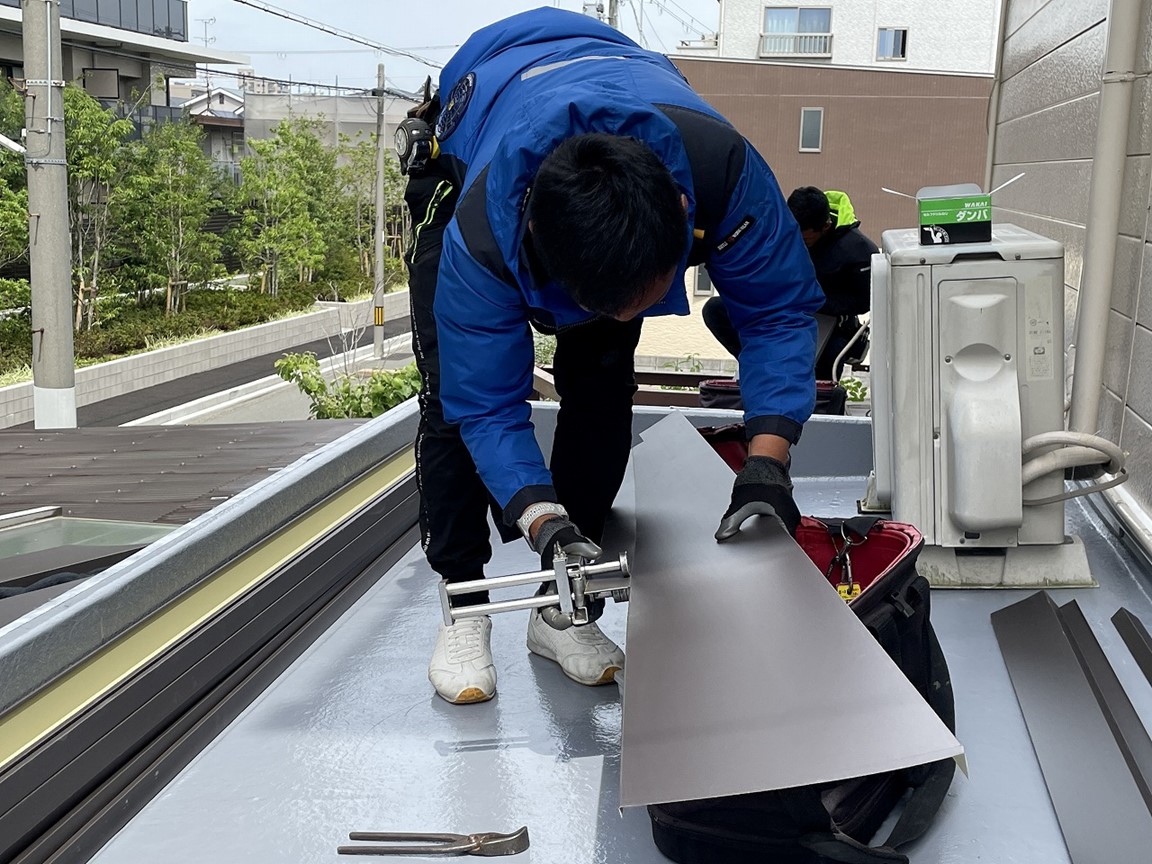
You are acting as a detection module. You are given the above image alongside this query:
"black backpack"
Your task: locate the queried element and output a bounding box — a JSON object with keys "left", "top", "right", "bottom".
{"left": 646, "top": 511, "right": 956, "bottom": 864}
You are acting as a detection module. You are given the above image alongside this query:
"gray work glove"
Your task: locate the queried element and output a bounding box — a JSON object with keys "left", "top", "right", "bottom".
{"left": 532, "top": 516, "right": 602, "bottom": 570}
{"left": 715, "top": 456, "right": 802, "bottom": 540}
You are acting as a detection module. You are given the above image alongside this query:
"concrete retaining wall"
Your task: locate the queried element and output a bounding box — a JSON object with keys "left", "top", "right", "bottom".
{"left": 0, "top": 291, "right": 410, "bottom": 429}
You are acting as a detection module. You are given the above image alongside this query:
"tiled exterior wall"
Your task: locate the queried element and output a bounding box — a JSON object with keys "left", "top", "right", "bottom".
{"left": 674, "top": 57, "right": 993, "bottom": 238}
{"left": 0, "top": 293, "right": 409, "bottom": 429}
{"left": 990, "top": 0, "right": 1152, "bottom": 511}
{"left": 717, "top": 0, "right": 999, "bottom": 73}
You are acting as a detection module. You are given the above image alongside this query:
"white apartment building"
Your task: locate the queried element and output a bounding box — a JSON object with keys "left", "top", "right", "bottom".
{"left": 680, "top": 0, "right": 1001, "bottom": 74}
{"left": 0, "top": 1, "right": 244, "bottom": 123}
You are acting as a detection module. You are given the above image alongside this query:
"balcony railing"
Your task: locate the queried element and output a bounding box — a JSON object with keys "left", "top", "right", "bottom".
{"left": 760, "top": 32, "right": 833, "bottom": 58}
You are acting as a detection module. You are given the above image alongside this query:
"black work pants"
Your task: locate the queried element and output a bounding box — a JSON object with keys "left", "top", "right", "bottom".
{"left": 404, "top": 169, "right": 640, "bottom": 605}
{"left": 702, "top": 295, "right": 851, "bottom": 380}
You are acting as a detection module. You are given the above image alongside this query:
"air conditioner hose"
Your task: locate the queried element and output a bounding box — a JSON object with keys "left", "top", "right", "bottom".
{"left": 1021, "top": 431, "right": 1127, "bottom": 506}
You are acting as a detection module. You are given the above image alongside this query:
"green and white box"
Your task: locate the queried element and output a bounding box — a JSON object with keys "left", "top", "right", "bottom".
{"left": 916, "top": 184, "right": 991, "bottom": 246}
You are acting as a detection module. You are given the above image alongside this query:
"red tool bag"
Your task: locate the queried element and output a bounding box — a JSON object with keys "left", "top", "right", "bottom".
{"left": 644, "top": 427, "right": 957, "bottom": 864}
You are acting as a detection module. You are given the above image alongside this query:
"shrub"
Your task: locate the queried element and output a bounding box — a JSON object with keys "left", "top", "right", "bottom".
{"left": 533, "top": 332, "right": 557, "bottom": 368}
{"left": 275, "top": 351, "right": 422, "bottom": 419}
{"left": 840, "top": 376, "right": 869, "bottom": 402}
{"left": 0, "top": 278, "right": 30, "bottom": 310}
{"left": 0, "top": 313, "right": 30, "bottom": 375}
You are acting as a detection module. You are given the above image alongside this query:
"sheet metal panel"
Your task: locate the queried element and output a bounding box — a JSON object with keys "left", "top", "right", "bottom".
{"left": 1115, "top": 608, "right": 1152, "bottom": 688}
{"left": 1060, "top": 601, "right": 1152, "bottom": 815}
{"left": 992, "top": 592, "right": 1152, "bottom": 862}
{"left": 620, "top": 413, "right": 963, "bottom": 808}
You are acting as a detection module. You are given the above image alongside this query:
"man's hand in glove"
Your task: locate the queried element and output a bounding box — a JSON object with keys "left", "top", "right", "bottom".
{"left": 532, "top": 516, "right": 602, "bottom": 570}
{"left": 715, "top": 455, "right": 802, "bottom": 540}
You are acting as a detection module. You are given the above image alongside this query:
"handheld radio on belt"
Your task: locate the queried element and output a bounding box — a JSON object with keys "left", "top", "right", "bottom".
{"left": 395, "top": 118, "right": 438, "bottom": 176}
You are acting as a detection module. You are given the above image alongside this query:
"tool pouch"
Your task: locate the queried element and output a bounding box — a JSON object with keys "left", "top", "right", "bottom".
{"left": 647, "top": 429, "right": 956, "bottom": 863}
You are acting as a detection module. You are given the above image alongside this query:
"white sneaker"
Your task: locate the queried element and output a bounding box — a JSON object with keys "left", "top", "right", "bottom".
{"left": 428, "top": 616, "right": 496, "bottom": 704}
{"left": 527, "top": 609, "right": 624, "bottom": 686}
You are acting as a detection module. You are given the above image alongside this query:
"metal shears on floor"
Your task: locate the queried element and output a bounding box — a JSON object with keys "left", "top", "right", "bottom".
{"left": 337, "top": 826, "right": 530, "bottom": 857}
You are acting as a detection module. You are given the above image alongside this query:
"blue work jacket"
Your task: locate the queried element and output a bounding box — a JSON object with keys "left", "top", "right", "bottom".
{"left": 432, "top": 8, "right": 822, "bottom": 522}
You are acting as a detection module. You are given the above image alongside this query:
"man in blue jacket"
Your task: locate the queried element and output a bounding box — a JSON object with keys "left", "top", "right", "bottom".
{"left": 400, "top": 8, "right": 823, "bottom": 705}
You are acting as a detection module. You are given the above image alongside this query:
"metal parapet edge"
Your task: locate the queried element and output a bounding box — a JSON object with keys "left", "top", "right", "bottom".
{"left": 0, "top": 399, "right": 421, "bottom": 717}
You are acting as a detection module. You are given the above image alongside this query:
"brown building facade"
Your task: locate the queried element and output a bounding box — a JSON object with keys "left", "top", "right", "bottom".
{"left": 671, "top": 57, "right": 994, "bottom": 238}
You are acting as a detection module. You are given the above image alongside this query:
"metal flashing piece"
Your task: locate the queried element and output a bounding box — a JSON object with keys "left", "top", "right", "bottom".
{"left": 992, "top": 593, "right": 1152, "bottom": 862}
{"left": 1114, "top": 608, "right": 1152, "bottom": 688}
{"left": 1060, "top": 601, "right": 1152, "bottom": 814}
{"left": 619, "top": 412, "right": 962, "bottom": 808}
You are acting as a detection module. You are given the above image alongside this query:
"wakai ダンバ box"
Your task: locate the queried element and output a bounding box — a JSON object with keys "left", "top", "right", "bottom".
{"left": 916, "top": 184, "right": 992, "bottom": 245}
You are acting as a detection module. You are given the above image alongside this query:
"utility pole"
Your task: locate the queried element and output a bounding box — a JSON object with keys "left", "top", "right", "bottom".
{"left": 23, "top": 0, "right": 76, "bottom": 429}
{"left": 608, "top": 0, "right": 619, "bottom": 29}
{"left": 372, "top": 63, "right": 387, "bottom": 360}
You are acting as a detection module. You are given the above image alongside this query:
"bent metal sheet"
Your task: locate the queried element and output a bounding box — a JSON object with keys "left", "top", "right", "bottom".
{"left": 620, "top": 412, "right": 963, "bottom": 808}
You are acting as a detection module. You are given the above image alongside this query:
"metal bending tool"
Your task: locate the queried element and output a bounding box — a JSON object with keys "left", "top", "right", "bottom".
{"left": 439, "top": 547, "right": 630, "bottom": 630}
{"left": 337, "top": 826, "right": 530, "bottom": 857}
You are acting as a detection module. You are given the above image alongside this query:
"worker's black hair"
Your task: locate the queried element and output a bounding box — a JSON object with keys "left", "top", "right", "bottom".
{"left": 787, "top": 186, "right": 831, "bottom": 232}
{"left": 529, "top": 134, "right": 687, "bottom": 317}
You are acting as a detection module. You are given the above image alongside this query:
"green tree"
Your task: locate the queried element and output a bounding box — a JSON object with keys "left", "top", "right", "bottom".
{"left": 0, "top": 82, "right": 28, "bottom": 277}
{"left": 64, "top": 86, "right": 134, "bottom": 329}
{"left": 336, "top": 131, "right": 376, "bottom": 280}
{"left": 235, "top": 117, "right": 333, "bottom": 295}
{"left": 113, "top": 120, "right": 223, "bottom": 315}
{"left": 0, "top": 184, "right": 27, "bottom": 271}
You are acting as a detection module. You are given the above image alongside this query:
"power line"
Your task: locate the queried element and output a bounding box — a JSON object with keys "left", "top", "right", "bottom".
{"left": 644, "top": 4, "right": 671, "bottom": 52}
{"left": 656, "top": 0, "right": 712, "bottom": 33}
{"left": 644, "top": 0, "right": 707, "bottom": 34}
{"left": 237, "top": 45, "right": 460, "bottom": 55}
{"left": 628, "top": 0, "right": 647, "bottom": 48}
{"left": 228, "top": 0, "right": 443, "bottom": 69}
{"left": 201, "top": 66, "right": 420, "bottom": 100}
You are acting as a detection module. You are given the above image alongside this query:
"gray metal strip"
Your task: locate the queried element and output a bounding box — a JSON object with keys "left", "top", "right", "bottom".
{"left": 620, "top": 412, "right": 961, "bottom": 808}
{"left": 0, "top": 400, "right": 420, "bottom": 716}
{"left": 528, "top": 403, "right": 875, "bottom": 480}
{"left": 992, "top": 592, "right": 1152, "bottom": 862}
{"left": 1114, "top": 608, "right": 1152, "bottom": 688}
{"left": 1059, "top": 600, "right": 1152, "bottom": 815}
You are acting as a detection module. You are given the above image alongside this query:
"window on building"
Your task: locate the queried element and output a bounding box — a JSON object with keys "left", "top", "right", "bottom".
{"left": 71, "top": 0, "right": 98, "bottom": 23}
{"left": 762, "top": 6, "right": 833, "bottom": 57}
{"left": 877, "top": 28, "right": 908, "bottom": 60}
{"left": 799, "top": 107, "right": 823, "bottom": 152}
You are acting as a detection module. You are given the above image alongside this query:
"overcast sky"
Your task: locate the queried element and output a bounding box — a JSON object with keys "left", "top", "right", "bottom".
{"left": 188, "top": 1, "right": 721, "bottom": 93}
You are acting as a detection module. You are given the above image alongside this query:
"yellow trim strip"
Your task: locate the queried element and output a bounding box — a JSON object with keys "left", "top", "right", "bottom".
{"left": 0, "top": 450, "right": 415, "bottom": 772}
{"left": 410, "top": 180, "right": 452, "bottom": 263}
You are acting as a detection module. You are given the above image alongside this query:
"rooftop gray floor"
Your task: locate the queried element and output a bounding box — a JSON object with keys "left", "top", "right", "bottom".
{"left": 87, "top": 473, "right": 1152, "bottom": 863}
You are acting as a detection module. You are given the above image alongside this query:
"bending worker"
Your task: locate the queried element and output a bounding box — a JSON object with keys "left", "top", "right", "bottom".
{"left": 704, "top": 186, "right": 878, "bottom": 380}
{"left": 399, "top": 8, "right": 823, "bottom": 706}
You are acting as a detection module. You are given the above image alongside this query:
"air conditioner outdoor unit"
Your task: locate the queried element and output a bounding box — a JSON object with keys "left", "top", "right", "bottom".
{"left": 861, "top": 223, "right": 1093, "bottom": 586}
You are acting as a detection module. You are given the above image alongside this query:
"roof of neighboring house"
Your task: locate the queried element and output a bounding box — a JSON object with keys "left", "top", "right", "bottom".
{"left": 0, "top": 422, "right": 366, "bottom": 525}
{"left": 184, "top": 87, "right": 245, "bottom": 118}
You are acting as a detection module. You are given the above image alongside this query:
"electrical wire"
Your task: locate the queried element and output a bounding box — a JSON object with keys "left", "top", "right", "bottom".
{"left": 657, "top": 0, "right": 713, "bottom": 32}
{"left": 628, "top": 0, "right": 648, "bottom": 48}
{"left": 202, "top": 66, "right": 419, "bottom": 100}
{"left": 644, "top": 5, "right": 671, "bottom": 53}
{"left": 228, "top": 0, "right": 443, "bottom": 69}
